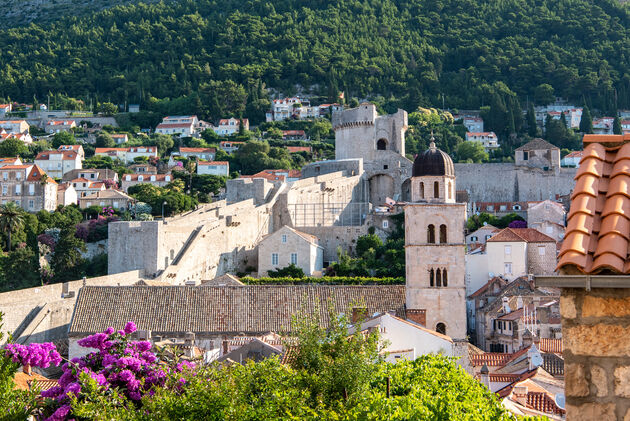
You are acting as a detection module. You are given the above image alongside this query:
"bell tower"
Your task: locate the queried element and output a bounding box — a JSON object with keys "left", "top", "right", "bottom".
{"left": 404, "top": 137, "right": 467, "bottom": 339}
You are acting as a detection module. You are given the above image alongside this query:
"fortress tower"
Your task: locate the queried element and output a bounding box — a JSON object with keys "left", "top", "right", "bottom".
{"left": 404, "top": 137, "right": 467, "bottom": 340}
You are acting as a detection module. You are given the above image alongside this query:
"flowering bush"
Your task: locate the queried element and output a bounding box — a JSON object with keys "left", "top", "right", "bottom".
{"left": 37, "top": 234, "right": 57, "bottom": 252}
{"left": 37, "top": 321, "right": 194, "bottom": 420}
{"left": 3, "top": 343, "right": 62, "bottom": 369}
{"left": 508, "top": 220, "right": 527, "bottom": 228}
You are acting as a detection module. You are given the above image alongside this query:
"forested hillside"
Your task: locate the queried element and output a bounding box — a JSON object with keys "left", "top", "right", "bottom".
{"left": 1, "top": 0, "right": 629, "bottom": 120}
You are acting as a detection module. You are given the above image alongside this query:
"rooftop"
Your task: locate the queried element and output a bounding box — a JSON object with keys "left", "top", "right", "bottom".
{"left": 558, "top": 134, "right": 630, "bottom": 274}
{"left": 515, "top": 138, "right": 559, "bottom": 152}
{"left": 487, "top": 228, "right": 556, "bottom": 243}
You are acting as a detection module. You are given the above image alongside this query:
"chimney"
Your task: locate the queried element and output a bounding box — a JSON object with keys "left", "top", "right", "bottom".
{"left": 23, "top": 364, "right": 32, "bottom": 376}
{"left": 479, "top": 364, "right": 490, "bottom": 388}
{"left": 222, "top": 340, "right": 229, "bottom": 355}
{"left": 351, "top": 307, "right": 367, "bottom": 323}
{"left": 512, "top": 386, "right": 528, "bottom": 406}
{"left": 406, "top": 309, "right": 427, "bottom": 326}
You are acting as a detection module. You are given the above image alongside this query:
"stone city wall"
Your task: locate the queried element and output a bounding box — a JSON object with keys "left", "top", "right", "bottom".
{"left": 454, "top": 163, "right": 577, "bottom": 202}
{"left": 561, "top": 287, "right": 630, "bottom": 420}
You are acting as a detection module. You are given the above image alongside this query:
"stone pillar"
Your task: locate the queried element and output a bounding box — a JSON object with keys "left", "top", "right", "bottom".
{"left": 561, "top": 287, "right": 630, "bottom": 420}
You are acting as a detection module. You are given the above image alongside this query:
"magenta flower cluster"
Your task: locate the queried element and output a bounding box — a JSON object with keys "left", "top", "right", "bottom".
{"left": 39, "top": 321, "right": 195, "bottom": 421}
{"left": 3, "top": 342, "right": 62, "bottom": 369}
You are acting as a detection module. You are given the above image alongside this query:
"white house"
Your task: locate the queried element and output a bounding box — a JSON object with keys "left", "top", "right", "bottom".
{"left": 70, "top": 178, "right": 106, "bottom": 198}
{"left": 257, "top": 225, "right": 324, "bottom": 276}
{"left": 45, "top": 120, "right": 76, "bottom": 133}
{"left": 111, "top": 134, "right": 129, "bottom": 144}
{"left": 0, "top": 131, "right": 33, "bottom": 144}
{"left": 622, "top": 120, "right": 630, "bottom": 134}
{"left": 57, "top": 183, "right": 78, "bottom": 206}
{"left": 121, "top": 173, "right": 172, "bottom": 192}
{"left": 0, "top": 157, "right": 22, "bottom": 167}
{"left": 465, "top": 132, "right": 499, "bottom": 151}
{"left": 592, "top": 117, "right": 615, "bottom": 135}
{"left": 95, "top": 147, "right": 157, "bottom": 164}
{"left": 0, "top": 120, "right": 29, "bottom": 135}
{"left": 34, "top": 150, "right": 83, "bottom": 179}
{"left": 466, "top": 224, "right": 500, "bottom": 249}
{"left": 174, "top": 147, "right": 216, "bottom": 161}
{"left": 215, "top": 118, "right": 249, "bottom": 136}
{"left": 197, "top": 161, "right": 229, "bottom": 177}
{"left": 349, "top": 312, "right": 454, "bottom": 363}
{"left": 0, "top": 104, "right": 11, "bottom": 116}
{"left": 58, "top": 144, "right": 85, "bottom": 160}
{"left": 219, "top": 141, "right": 244, "bottom": 154}
{"left": 463, "top": 117, "right": 484, "bottom": 132}
{"left": 155, "top": 116, "right": 198, "bottom": 137}
{"left": 561, "top": 150, "right": 582, "bottom": 167}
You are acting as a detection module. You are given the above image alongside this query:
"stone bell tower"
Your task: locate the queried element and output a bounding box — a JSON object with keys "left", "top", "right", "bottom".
{"left": 404, "top": 137, "right": 467, "bottom": 339}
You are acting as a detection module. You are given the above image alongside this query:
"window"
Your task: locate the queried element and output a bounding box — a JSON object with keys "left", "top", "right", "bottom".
{"left": 442, "top": 269, "right": 448, "bottom": 287}
{"left": 291, "top": 253, "right": 298, "bottom": 265}
{"left": 538, "top": 246, "right": 546, "bottom": 256}
{"left": 2, "top": 172, "right": 6, "bottom": 181}
{"left": 271, "top": 253, "right": 279, "bottom": 266}
{"left": 504, "top": 263, "right": 513, "bottom": 274}
{"left": 1, "top": 185, "right": 6, "bottom": 196}
{"left": 440, "top": 224, "right": 447, "bottom": 243}
{"left": 427, "top": 224, "right": 435, "bottom": 244}
{"left": 487, "top": 205, "right": 494, "bottom": 211}
{"left": 382, "top": 220, "right": 389, "bottom": 229}
{"left": 429, "top": 269, "right": 435, "bottom": 287}
{"left": 504, "top": 245, "right": 512, "bottom": 255}
{"left": 138, "top": 176, "right": 143, "bottom": 181}
{"left": 419, "top": 182, "right": 424, "bottom": 199}
{"left": 15, "top": 185, "right": 20, "bottom": 194}
{"left": 470, "top": 236, "right": 478, "bottom": 242}
{"left": 113, "top": 201, "right": 119, "bottom": 208}
{"left": 448, "top": 181, "right": 452, "bottom": 199}
{"left": 436, "top": 323, "right": 446, "bottom": 335}
{"left": 523, "top": 151, "right": 529, "bottom": 161}
{"left": 434, "top": 181, "right": 439, "bottom": 198}
{"left": 15, "top": 172, "right": 21, "bottom": 180}
{"left": 282, "top": 234, "right": 287, "bottom": 243}
{"left": 485, "top": 234, "right": 492, "bottom": 241}
{"left": 436, "top": 269, "right": 442, "bottom": 287}
{"left": 376, "top": 139, "right": 387, "bottom": 150}
{"left": 28, "top": 200, "right": 34, "bottom": 209}
{"left": 500, "top": 205, "right": 507, "bottom": 211}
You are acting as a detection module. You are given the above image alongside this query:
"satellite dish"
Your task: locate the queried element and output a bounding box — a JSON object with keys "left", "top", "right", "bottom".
{"left": 555, "top": 394, "right": 565, "bottom": 409}
{"left": 482, "top": 222, "right": 488, "bottom": 226}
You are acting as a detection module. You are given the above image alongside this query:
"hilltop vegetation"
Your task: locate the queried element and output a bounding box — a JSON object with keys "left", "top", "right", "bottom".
{"left": 0, "top": 0, "right": 629, "bottom": 123}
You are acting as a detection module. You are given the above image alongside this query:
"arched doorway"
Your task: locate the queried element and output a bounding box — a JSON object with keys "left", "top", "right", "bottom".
{"left": 436, "top": 322, "right": 446, "bottom": 335}
{"left": 377, "top": 138, "right": 388, "bottom": 150}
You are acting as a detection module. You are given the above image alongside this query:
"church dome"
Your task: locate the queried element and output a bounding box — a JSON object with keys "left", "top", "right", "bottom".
{"left": 412, "top": 139, "right": 455, "bottom": 177}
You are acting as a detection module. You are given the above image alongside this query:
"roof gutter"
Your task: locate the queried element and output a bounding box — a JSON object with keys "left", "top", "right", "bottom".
{"left": 536, "top": 275, "right": 630, "bottom": 290}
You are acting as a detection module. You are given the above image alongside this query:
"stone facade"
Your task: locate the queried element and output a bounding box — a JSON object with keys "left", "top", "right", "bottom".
{"left": 257, "top": 226, "right": 324, "bottom": 276}
{"left": 527, "top": 200, "right": 566, "bottom": 243}
{"left": 560, "top": 288, "right": 630, "bottom": 420}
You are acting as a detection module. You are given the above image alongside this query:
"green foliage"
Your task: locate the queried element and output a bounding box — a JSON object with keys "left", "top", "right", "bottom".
{"left": 457, "top": 141, "right": 489, "bottom": 163}
{"left": 466, "top": 212, "right": 525, "bottom": 232}
{"left": 0, "top": 202, "right": 24, "bottom": 251}
{"left": 526, "top": 103, "right": 538, "bottom": 137}
{"left": 0, "top": 137, "right": 28, "bottom": 158}
{"left": 267, "top": 263, "right": 306, "bottom": 279}
{"left": 51, "top": 131, "right": 76, "bottom": 149}
{"left": 614, "top": 116, "right": 622, "bottom": 135}
{"left": 97, "top": 101, "right": 118, "bottom": 116}
{"left": 82, "top": 155, "right": 115, "bottom": 169}
{"left": 580, "top": 105, "right": 593, "bottom": 134}
{"left": 241, "top": 276, "right": 404, "bottom": 285}
{"left": 533, "top": 83, "right": 555, "bottom": 106}
{"left": 172, "top": 171, "right": 226, "bottom": 202}
{"left": 50, "top": 226, "right": 87, "bottom": 282}
{"left": 95, "top": 132, "right": 115, "bottom": 148}
{"left": 127, "top": 183, "right": 197, "bottom": 216}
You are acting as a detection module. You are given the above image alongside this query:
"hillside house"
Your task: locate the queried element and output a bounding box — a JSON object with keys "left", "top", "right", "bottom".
{"left": 0, "top": 164, "right": 57, "bottom": 212}
{"left": 219, "top": 141, "right": 244, "bottom": 154}
{"left": 111, "top": 134, "right": 129, "bottom": 144}
{"left": 215, "top": 118, "right": 249, "bottom": 136}
{"left": 197, "top": 161, "right": 229, "bottom": 177}
{"left": 466, "top": 132, "right": 500, "bottom": 151}
{"left": 95, "top": 147, "right": 157, "bottom": 164}
{"left": 560, "top": 150, "right": 582, "bottom": 167}
{"left": 514, "top": 139, "right": 560, "bottom": 170}
{"left": 463, "top": 117, "right": 484, "bottom": 132}
{"left": 121, "top": 173, "right": 172, "bottom": 192}
{"left": 592, "top": 117, "right": 615, "bottom": 135}
{"left": 0, "top": 104, "right": 11, "bottom": 116}
{"left": 527, "top": 200, "right": 566, "bottom": 243}
{"left": 172, "top": 147, "right": 216, "bottom": 161}
{"left": 57, "top": 183, "right": 78, "bottom": 206}
{"left": 257, "top": 226, "right": 324, "bottom": 276}
{"left": 0, "top": 157, "right": 22, "bottom": 167}
{"left": 0, "top": 120, "right": 29, "bottom": 135}
{"left": 45, "top": 120, "right": 76, "bottom": 133}
{"left": 34, "top": 150, "right": 82, "bottom": 179}
{"left": 79, "top": 189, "right": 135, "bottom": 210}
{"left": 282, "top": 130, "right": 307, "bottom": 140}
{"left": 155, "top": 116, "right": 198, "bottom": 137}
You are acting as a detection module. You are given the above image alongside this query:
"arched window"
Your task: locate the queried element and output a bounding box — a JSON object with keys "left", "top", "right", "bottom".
{"left": 419, "top": 182, "right": 424, "bottom": 199}
{"left": 377, "top": 139, "right": 387, "bottom": 150}
{"left": 427, "top": 224, "right": 435, "bottom": 243}
{"left": 436, "top": 323, "right": 446, "bottom": 335}
{"left": 442, "top": 269, "right": 448, "bottom": 287}
{"left": 440, "top": 224, "right": 447, "bottom": 243}
{"left": 448, "top": 182, "right": 452, "bottom": 199}
{"left": 436, "top": 269, "right": 442, "bottom": 287}
{"left": 429, "top": 269, "right": 434, "bottom": 287}
{"left": 434, "top": 181, "right": 439, "bottom": 198}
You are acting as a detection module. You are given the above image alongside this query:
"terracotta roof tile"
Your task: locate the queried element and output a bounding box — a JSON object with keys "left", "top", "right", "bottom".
{"left": 538, "top": 338, "right": 563, "bottom": 354}
{"left": 559, "top": 134, "right": 630, "bottom": 274}
{"left": 487, "top": 228, "right": 555, "bottom": 243}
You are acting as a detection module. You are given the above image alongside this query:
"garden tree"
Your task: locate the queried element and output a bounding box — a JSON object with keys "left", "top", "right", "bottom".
{"left": 50, "top": 131, "right": 76, "bottom": 149}
{"left": 308, "top": 119, "right": 333, "bottom": 141}
{"left": 264, "top": 127, "right": 283, "bottom": 140}
{"left": 95, "top": 132, "right": 115, "bottom": 148}
{"left": 0, "top": 137, "right": 28, "bottom": 158}
{"left": 50, "top": 226, "right": 87, "bottom": 282}
{"left": 533, "top": 83, "right": 555, "bottom": 106}
{"left": 172, "top": 172, "right": 226, "bottom": 201}
{"left": 466, "top": 212, "right": 525, "bottom": 232}
{"left": 580, "top": 105, "right": 593, "bottom": 133}
{"left": 149, "top": 133, "right": 174, "bottom": 156}
{"left": 82, "top": 155, "right": 114, "bottom": 169}
{"left": 198, "top": 79, "right": 248, "bottom": 118}
{"left": 200, "top": 128, "right": 220, "bottom": 144}
{"left": 127, "top": 183, "right": 197, "bottom": 216}
{"left": 355, "top": 233, "right": 383, "bottom": 257}
{"left": 0, "top": 246, "right": 40, "bottom": 290}
{"left": 456, "top": 141, "right": 488, "bottom": 163}
{"left": 28, "top": 140, "right": 51, "bottom": 158}
{"left": 0, "top": 202, "right": 24, "bottom": 252}
{"left": 614, "top": 116, "right": 622, "bottom": 134}
{"left": 526, "top": 102, "right": 538, "bottom": 137}
{"left": 267, "top": 263, "right": 305, "bottom": 278}
{"left": 545, "top": 115, "right": 568, "bottom": 147}
{"left": 97, "top": 101, "right": 118, "bottom": 116}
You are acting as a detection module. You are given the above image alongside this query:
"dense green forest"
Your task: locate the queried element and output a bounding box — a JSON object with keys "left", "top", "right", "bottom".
{"left": 1, "top": 0, "right": 629, "bottom": 122}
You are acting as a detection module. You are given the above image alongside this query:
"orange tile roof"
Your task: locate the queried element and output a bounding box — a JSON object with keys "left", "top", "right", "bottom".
{"left": 469, "top": 277, "right": 508, "bottom": 298}
{"left": 538, "top": 338, "right": 563, "bottom": 354}
{"left": 27, "top": 165, "right": 56, "bottom": 184}
{"left": 487, "top": 228, "right": 555, "bottom": 243}
{"left": 95, "top": 147, "right": 126, "bottom": 153}
{"left": 558, "top": 134, "right": 630, "bottom": 274}
{"left": 1, "top": 165, "right": 32, "bottom": 169}
{"left": 564, "top": 150, "right": 583, "bottom": 159}
{"left": 13, "top": 371, "right": 57, "bottom": 391}
{"left": 35, "top": 150, "right": 78, "bottom": 160}
{"left": 198, "top": 161, "right": 228, "bottom": 165}
{"left": 470, "top": 353, "right": 512, "bottom": 367}
{"left": 286, "top": 146, "right": 312, "bottom": 153}
{"left": 180, "top": 147, "right": 216, "bottom": 153}
{"left": 526, "top": 391, "right": 566, "bottom": 415}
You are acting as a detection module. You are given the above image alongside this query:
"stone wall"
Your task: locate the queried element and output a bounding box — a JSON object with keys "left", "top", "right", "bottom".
{"left": 526, "top": 242, "right": 557, "bottom": 276}
{"left": 454, "top": 163, "right": 577, "bottom": 202}
{"left": 561, "top": 288, "right": 630, "bottom": 420}
{"left": 0, "top": 270, "right": 144, "bottom": 345}
{"left": 226, "top": 178, "right": 275, "bottom": 205}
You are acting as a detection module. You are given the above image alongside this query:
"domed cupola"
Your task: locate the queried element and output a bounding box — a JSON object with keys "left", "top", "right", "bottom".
{"left": 412, "top": 138, "right": 455, "bottom": 177}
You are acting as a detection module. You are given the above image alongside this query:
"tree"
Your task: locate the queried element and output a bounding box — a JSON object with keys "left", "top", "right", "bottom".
{"left": 51, "top": 131, "right": 76, "bottom": 149}
{"left": 50, "top": 226, "right": 87, "bottom": 282}
{"left": 355, "top": 233, "right": 383, "bottom": 257}
{"left": 97, "top": 102, "right": 118, "bottom": 116}
{"left": 149, "top": 134, "right": 174, "bottom": 156}
{"left": 456, "top": 141, "right": 488, "bottom": 163}
{"left": 0, "top": 202, "right": 24, "bottom": 252}
{"left": 267, "top": 263, "right": 305, "bottom": 278}
{"left": 534, "top": 83, "right": 555, "bottom": 106}
{"left": 95, "top": 133, "right": 115, "bottom": 148}
{"left": 0, "top": 138, "right": 28, "bottom": 158}
{"left": 580, "top": 106, "right": 593, "bottom": 133}
{"left": 526, "top": 102, "right": 538, "bottom": 137}
{"left": 614, "top": 116, "right": 622, "bottom": 134}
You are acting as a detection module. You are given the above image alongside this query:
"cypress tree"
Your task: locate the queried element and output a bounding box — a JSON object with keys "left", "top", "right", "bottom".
{"left": 527, "top": 102, "right": 537, "bottom": 137}
{"left": 613, "top": 116, "right": 622, "bottom": 134}
{"left": 580, "top": 106, "right": 593, "bottom": 134}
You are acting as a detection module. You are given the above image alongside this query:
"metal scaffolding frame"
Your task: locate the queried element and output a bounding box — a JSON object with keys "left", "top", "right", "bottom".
{"left": 288, "top": 202, "right": 370, "bottom": 227}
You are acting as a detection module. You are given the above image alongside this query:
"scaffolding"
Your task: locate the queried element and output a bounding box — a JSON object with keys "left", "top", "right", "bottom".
{"left": 288, "top": 202, "right": 370, "bottom": 227}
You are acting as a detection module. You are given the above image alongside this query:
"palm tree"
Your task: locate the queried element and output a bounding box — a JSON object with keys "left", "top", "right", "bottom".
{"left": 0, "top": 202, "right": 24, "bottom": 252}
